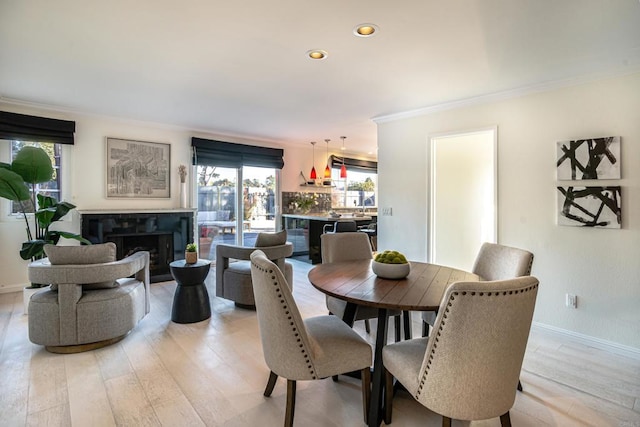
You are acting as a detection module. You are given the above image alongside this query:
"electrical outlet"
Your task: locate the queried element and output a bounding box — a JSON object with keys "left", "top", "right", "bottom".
{"left": 565, "top": 293, "right": 577, "bottom": 309}
{"left": 381, "top": 207, "right": 393, "bottom": 216}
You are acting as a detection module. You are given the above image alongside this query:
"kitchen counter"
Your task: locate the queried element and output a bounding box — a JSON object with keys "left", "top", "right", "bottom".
{"left": 282, "top": 213, "right": 376, "bottom": 264}
{"left": 282, "top": 213, "right": 373, "bottom": 221}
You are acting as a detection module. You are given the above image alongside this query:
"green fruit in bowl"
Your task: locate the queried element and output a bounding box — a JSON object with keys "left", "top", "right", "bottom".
{"left": 375, "top": 250, "right": 408, "bottom": 264}
{"left": 372, "top": 251, "right": 410, "bottom": 279}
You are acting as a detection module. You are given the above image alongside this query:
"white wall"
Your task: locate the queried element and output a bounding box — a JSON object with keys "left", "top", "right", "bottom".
{"left": 377, "top": 72, "right": 640, "bottom": 350}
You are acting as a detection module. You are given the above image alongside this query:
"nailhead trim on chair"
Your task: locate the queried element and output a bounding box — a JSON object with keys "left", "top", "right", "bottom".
{"left": 252, "top": 261, "right": 318, "bottom": 380}
{"left": 525, "top": 255, "right": 534, "bottom": 276}
{"left": 414, "top": 282, "right": 539, "bottom": 399}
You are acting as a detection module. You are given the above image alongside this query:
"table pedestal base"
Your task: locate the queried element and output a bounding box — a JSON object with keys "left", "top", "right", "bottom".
{"left": 172, "top": 284, "right": 211, "bottom": 323}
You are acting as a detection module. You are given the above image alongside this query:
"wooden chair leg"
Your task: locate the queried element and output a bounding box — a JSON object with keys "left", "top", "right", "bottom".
{"left": 264, "top": 371, "right": 278, "bottom": 397}
{"left": 285, "top": 380, "right": 296, "bottom": 427}
{"left": 364, "top": 319, "right": 371, "bottom": 334}
{"left": 442, "top": 416, "right": 452, "bottom": 427}
{"left": 517, "top": 379, "right": 523, "bottom": 392}
{"left": 394, "top": 315, "right": 401, "bottom": 342}
{"left": 384, "top": 369, "right": 393, "bottom": 424}
{"left": 361, "top": 367, "right": 371, "bottom": 424}
{"left": 500, "top": 412, "right": 512, "bottom": 427}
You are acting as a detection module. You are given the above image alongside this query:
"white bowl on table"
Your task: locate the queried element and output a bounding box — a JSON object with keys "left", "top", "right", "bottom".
{"left": 371, "top": 260, "right": 411, "bottom": 279}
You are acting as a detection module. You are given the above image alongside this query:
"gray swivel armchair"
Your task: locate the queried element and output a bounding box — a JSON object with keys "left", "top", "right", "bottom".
{"left": 216, "top": 230, "right": 293, "bottom": 309}
{"left": 27, "top": 243, "right": 150, "bottom": 353}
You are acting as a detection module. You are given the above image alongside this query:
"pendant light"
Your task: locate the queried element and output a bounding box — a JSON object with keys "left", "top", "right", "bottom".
{"left": 323, "top": 139, "right": 331, "bottom": 179}
{"left": 340, "top": 136, "right": 347, "bottom": 179}
{"left": 309, "top": 141, "right": 317, "bottom": 180}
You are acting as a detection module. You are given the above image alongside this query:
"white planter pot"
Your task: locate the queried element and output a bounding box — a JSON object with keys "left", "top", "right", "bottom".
{"left": 23, "top": 286, "right": 47, "bottom": 315}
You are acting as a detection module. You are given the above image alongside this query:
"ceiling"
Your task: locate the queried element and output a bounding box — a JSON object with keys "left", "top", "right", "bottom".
{"left": 1, "top": 1, "right": 639, "bottom": 156}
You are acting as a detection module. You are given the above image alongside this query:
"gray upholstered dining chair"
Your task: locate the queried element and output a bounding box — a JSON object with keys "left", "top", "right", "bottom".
{"left": 216, "top": 230, "right": 293, "bottom": 309}
{"left": 250, "top": 250, "right": 372, "bottom": 426}
{"left": 384, "top": 276, "right": 539, "bottom": 427}
{"left": 421, "top": 242, "right": 534, "bottom": 392}
{"left": 421, "top": 242, "right": 534, "bottom": 336}
{"left": 321, "top": 232, "right": 405, "bottom": 340}
{"left": 27, "top": 243, "right": 150, "bottom": 353}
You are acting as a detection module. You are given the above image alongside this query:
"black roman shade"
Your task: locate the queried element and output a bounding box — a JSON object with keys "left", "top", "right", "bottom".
{"left": 192, "top": 137, "right": 284, "bottom": 169}
{"left": 0, "top": 111, "right": 76, "bottom": 145}
{"left": 329, "top": 155, "right": 377, "bottom": 173}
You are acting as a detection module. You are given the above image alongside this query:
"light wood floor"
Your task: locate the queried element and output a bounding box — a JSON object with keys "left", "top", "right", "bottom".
{"left": 1, "top": 260, "right": 639, "bottom": 426}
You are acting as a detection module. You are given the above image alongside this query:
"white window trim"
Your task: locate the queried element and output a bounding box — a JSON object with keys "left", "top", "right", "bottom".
{"left": 0, "top": 141, "right": 72, "bottom": 222}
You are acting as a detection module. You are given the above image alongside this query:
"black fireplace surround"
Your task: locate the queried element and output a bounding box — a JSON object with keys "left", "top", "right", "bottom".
{"left": 80, "top": 210, "right": 195, "bottom": 282}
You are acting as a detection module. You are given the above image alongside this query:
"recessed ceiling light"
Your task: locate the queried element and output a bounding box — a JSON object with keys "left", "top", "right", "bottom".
{"left": 354, "top": 23, "right": 378, "bottom": 37}
{"left": 306, "top": 50, "right": 328, "bottom": 60}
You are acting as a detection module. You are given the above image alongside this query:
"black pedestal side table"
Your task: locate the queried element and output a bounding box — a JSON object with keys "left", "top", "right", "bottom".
{"left": 170, "top": 259, "right": 212, "bottom": 323}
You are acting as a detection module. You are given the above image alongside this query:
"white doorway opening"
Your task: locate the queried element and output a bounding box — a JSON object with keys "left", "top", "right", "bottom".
{"left": 428, "top": 127, "right": 497, "bottom": 270}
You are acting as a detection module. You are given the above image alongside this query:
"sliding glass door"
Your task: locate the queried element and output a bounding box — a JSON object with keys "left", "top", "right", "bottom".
{"left": 196, "top": 166, "right": 238, "bottom": 261}
{"left": 241, "top": 166, "right": 277, "bottom": 246}
{"left": 196, "top": 165, "right": 279, "bottom": 262}
{"left": 191, "top": 137, "right": 284, "bottom": 262}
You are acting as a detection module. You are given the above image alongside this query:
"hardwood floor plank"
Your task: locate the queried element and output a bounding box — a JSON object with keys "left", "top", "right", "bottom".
{"left": 0, "top": 352, "right": 30, "bottom": 425}
{"left": 27, "top": 350, "right": 68, "bottom": 414}
{"left": 104, "top": 373, "right": 160, "bottom": 426}
{"left": 120, "top": 331, "right": 206, "bottom": 426}
{"left": 138, "top": 317, "right": 243, "bottom": 425}
{"left": 94, "top": 340, "right": 134, "bottom": 382}
{"left": 25, "top": 403, "right": 71, "bottom": 427}
{"left": 0, "top": 292, "right": 33, "bottom": 426}
{"left": 523, "top": 350, "right": 637, "bottom": 408}
{"left": 64, "top": 351, "right": 116, "bottom": 427}
{"left": 0, "top": 291, "right": 18, "bottom": 357}
{"left": 555, "top": 340, "right": 640, "bottom": 382}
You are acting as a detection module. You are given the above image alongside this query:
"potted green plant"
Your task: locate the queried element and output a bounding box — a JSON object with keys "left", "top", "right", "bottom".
{"left": 185, "top": 243, "right": 198, "bottom": 264}
{"left": 0, "top": 146, "right": 90, "bottom": 295}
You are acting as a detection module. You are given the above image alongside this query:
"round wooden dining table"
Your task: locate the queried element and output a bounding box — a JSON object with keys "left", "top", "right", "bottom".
{"left": 308, "top": 259, "right": 480, "bottom": 427}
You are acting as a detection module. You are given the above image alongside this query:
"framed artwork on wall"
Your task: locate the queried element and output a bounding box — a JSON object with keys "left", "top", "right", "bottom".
{"left": 557, "top": 186, "right": 621, "bottom": 228}
{"left": 556, "top": 136, "right": 620, "bottom": 180}
{"left": 106, "top": 137, "right": 171, "bottom": 198}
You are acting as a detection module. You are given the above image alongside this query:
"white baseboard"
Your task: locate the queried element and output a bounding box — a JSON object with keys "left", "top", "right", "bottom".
{"left": 0, "top": 283, "right": 27, "bottom": 294}
{"left": 532, "top": 321, "right": 640, "bottom": 361}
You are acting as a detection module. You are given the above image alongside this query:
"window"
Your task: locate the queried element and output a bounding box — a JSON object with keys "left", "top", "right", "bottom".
{"left": 2, "top": 140, "right": 63, "bottom": 215}
{"left": 328, "top": 154, "right": 377, "bottom": 209}
{"left": 331, "top": 169, "right": 377, "bottom": 208}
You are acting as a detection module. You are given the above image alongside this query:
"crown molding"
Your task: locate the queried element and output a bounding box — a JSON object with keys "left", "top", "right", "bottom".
{"left": 372, "top": 65, "right": 640, "bottom": 124}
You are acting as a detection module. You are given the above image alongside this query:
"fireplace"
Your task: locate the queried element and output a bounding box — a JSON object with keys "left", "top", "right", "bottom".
{"left": 80, "top": 210, "right": 195, "bottom": 282}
